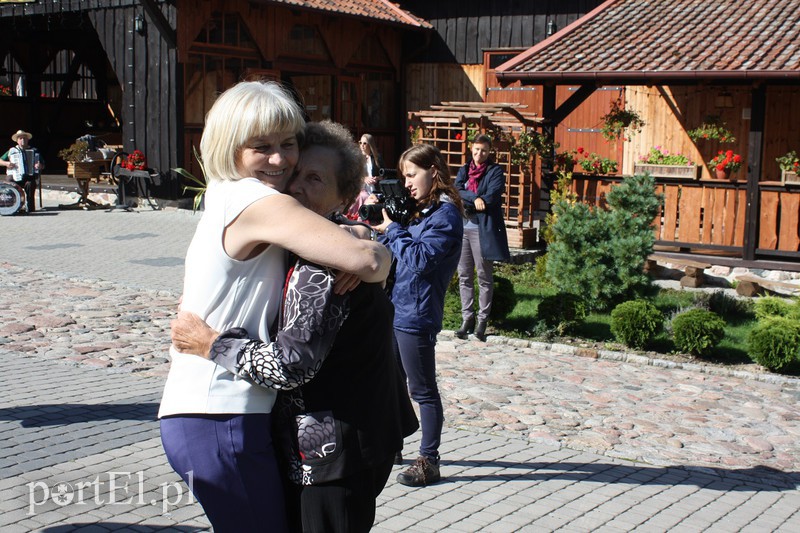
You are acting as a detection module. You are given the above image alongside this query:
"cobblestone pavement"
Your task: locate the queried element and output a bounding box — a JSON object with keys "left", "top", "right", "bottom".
{"left": 0, "top": 200, "right": 798, "bottom": 531}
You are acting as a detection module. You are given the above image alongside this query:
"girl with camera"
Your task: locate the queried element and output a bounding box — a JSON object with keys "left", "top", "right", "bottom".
{"left": 370, "top": 143, "right": 464, "bottom": 487}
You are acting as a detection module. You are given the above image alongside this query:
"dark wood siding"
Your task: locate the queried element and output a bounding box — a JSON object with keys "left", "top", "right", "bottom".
{"left": 399, "top": 0, "right": 604, "bottom": 64}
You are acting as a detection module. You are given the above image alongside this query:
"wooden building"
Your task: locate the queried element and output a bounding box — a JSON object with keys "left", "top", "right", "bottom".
{"left": 497, "top": 0, "right": 800, "bottom": 269}
{"left": 0, "top": 0, "right": 429, "bottom": 198}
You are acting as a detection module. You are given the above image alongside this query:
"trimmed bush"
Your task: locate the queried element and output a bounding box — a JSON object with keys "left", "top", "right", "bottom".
{"left": 754, "top": 296, "right": 800, "bottom": 321}
{"left": 610, "top": 300, "right": 663, "bottom": 349}
{"left": 671, "top": 308, "right": 725, "bottom": 357}
{"left": 747, "top": 317, "right": 800, "bottom": 372}
{"left": 537, "top": 293, "right": 586, "bottom": 333}
{"left": 694, "top": 290, "right": 753, "bottom": 319}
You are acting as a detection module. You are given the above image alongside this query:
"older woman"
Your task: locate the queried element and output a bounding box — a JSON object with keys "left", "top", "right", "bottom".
{"left": 171, "top": 121, "right": 418, "bottom": 532}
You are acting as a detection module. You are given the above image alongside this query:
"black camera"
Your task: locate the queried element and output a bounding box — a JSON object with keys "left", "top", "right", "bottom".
{"left": 358, "top": 178, "right": 416, "bottom": 226}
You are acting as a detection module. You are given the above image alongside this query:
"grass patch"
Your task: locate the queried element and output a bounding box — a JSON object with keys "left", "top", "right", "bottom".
{"left": 444, "top": 263, "right": 796, "bottom": 375}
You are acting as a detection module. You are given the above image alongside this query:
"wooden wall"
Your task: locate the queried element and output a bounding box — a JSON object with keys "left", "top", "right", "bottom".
{"left": 404, "top": 63, "right": 483, "bottom": 114}
{"left": 90, "top": 3, "right": 179, "bottom": 197}
{"left": 0, "top": 0, "right": 179, "bottom": 196}
{"left": 623, "top": 85, "right": 800, "bottom": 182}
{"left": 398, "top": 0, "right": 604, "bottom": 64}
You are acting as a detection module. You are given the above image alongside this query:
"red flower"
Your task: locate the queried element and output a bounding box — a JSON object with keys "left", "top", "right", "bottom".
{"left": 577, "top": 147, "right": 584, "bottom": 154}
{"left": 725, "top": 150, "right": 734, "bottom": 158}
{"left": 455, "top": 133, "right": 462, "bottom": 140}
{"left": 716, "top": 164, "right": 726, "bottom": 171}
{"left": 733, "top": 154, "right": 742, "bottom": 163}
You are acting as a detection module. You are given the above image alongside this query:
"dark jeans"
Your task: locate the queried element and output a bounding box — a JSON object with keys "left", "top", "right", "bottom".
{"left": 394, "top": 329, "right": 442, "bottom": 459}
{"left": 13, "top": 176, "right": 37, "bottom": 212}
{"left": 160, "top": 413, "right": 288, "bottom": 533}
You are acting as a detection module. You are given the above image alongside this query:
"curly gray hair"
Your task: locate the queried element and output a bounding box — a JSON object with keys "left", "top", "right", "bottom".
{"left": 302, "top": 121, "right": 364, "bottom": 208}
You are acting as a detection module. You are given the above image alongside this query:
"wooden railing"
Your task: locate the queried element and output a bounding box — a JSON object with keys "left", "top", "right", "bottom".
{"left": 569, "top": 174, "right": 800, "bottom": 261}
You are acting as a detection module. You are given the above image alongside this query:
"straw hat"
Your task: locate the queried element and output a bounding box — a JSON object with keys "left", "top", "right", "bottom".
{"left": 11, "top": 130, "right": 32, "bottom": 142}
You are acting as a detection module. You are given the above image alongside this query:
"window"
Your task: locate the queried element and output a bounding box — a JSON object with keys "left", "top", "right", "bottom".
{"left": 281, "top": 24, "right": 331, "bottom": 60}
{"left": 0, "top": 53, "right": 26, "bottom": 97}
{"left": 185, "top": 12, "right": 261, "bottom": 125}
{"left": 41, "top": 50, "right": 97, "bottom": 99}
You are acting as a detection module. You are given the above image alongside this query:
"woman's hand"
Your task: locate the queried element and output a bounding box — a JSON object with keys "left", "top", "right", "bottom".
{"left": 474, "top": 197, "right": 486, "bottom": 211}
{"left": 364, "top": 175, "right": 378, "bottom": 186}
{"left": 372, "top": 208, "right": 393, "bottom": 234}
{"left": 171, "top": 311, "right": 219, "bottom": 359}
{"left": 333, "top": 271, "right": 361, "bottom": 294}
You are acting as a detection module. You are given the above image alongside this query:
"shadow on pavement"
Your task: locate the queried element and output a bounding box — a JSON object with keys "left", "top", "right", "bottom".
{"left": 0, "top": 403, "right": 159, "bottom": 426}
{"left": 42, "top": 525, "right": 207, "bottom": 532}
{"left": 444, "top": 460, "right": 799, "bottom": 491}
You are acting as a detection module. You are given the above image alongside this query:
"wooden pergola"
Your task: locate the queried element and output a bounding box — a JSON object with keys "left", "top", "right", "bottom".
{"left": 409, "top": 101, "right": 544, "bottom": 248}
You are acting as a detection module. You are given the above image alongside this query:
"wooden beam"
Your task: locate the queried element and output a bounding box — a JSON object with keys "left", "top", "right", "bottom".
{"left": 139, "top": 0, "right": 176, "bottom": 49}
{"left": 743, "top": 84, "right": 766, "bottom": 261}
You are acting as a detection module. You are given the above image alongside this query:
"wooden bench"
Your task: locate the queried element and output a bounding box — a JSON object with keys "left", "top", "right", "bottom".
{"left": 735, "top": 274, "right": 800, "bottom": 297}
{"left": 646, "top": 254, "right": 712, "bottom": 288}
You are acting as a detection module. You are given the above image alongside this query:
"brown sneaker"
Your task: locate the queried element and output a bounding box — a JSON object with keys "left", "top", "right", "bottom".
{"left": 396, "top": 455, "right": 441, "bottom": 487}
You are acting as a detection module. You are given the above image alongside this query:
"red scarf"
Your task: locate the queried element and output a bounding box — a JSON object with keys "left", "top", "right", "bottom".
{"left": 466, "top": 160, "right": 487, "bottom": 193}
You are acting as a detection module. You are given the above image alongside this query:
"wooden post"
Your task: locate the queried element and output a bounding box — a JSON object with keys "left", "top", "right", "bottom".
{"left": 743, "top": 84, "right": 766, "bottom": 261}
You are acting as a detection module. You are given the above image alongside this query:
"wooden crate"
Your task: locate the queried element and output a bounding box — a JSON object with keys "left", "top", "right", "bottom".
{"left": 67, "top": 160, "right": 110, "bottom": 180}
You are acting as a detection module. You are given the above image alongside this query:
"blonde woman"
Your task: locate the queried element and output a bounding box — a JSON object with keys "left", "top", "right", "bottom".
{"left": 158, "top": 82, "right": 390, "bottom": 532}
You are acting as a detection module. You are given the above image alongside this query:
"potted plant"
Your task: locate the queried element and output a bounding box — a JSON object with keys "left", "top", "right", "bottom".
{"left": 57, "top": 140, "right": 91, "bottom": 178}
{"left": 510, "top": 130, "right": 554, "bottom": 166}
{"left": 687, "top": 117, "right": 736, "bottom": 143}
{"left": 634, "top": 146, "right": 700, "bottom": 180}
{"left": 600, "top": 98, "right": 645, "bottom": 142}
{"left": 578, "top": 152, "right": 618, "bottom": 175}
{"left": 555, "top": 148, "right": 579, "bottom": 173}
{"left": 776, "top": 150, "right": 800, "bottom": 185}
{"left": 707, "top": 150, "right": 743, "bottom": 180}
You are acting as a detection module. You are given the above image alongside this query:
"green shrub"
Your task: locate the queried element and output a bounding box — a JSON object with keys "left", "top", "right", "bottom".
{"left": 546, "top": 174, "right": 662, "bottom": 310}
{"left": 444, "top": 273, "right": 517, "bottom": 325}
{"left": 610, "top": 300, "right": 663, "bottom": 349}
{"left": 694, "top": 290, "right": 753, "bottom": 319}
{"left": 671, "top": 308, "right": 726, "bottom": 357}
{"left": 754, "top": 296, "right": 800, "bottom": 321}
{"left": 537, "top": 293, "right": 587, "bottom": 334}
{"left": 747, "top": 317, "right": 800, "bottom": 372}
{"left": 490, "top": 275, "right": 516, "bottom": 320}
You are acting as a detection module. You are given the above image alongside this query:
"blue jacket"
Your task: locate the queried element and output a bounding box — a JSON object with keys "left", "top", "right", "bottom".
{"left": 455, "top": 161, "right": 511, "bottom": 262}
{"left": 382, "top": 197, "right": 463, "bottom": 335}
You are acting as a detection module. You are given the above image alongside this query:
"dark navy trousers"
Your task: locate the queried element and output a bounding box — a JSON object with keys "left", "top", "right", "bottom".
{"left": 160, "top": 413, "right": 288, "bottom": 532}
{"left": 394, "top": 329, "right": 443, "bottom": 459}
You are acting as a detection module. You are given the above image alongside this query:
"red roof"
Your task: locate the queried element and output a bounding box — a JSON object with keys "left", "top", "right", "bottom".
{"left": 258, "top": 0, "right": 431, "bottom": 28}
{"left": 497, "top": 0, "right": 800, "bottom": 83}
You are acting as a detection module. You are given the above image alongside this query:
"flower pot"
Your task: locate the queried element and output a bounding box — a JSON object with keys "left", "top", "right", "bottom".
{"left": 714, "top": 168, "right": 732, "bottom": 180}
{"left": 634, "top": 163, "right": 700, "bottom": 180}
{"left": 781, "top": 170, "right": 799, "bottom": 185}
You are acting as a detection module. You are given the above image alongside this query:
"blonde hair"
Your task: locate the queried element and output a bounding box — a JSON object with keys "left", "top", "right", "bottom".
{"left": 199, "top": 81, "right": 306, "bottom": 182}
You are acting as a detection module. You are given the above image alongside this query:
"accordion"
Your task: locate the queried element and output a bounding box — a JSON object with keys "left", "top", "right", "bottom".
{"left": 8, "top": 149, "right": 39, "bottom": 180}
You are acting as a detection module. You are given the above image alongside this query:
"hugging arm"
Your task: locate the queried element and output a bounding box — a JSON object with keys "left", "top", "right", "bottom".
{"left": 172, "top": 261, "right": 349, "bottom": 390}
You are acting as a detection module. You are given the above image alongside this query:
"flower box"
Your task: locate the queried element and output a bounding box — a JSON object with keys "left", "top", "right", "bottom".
{"left": 634, "top": 163, "right": 700, "bottom": 180}
{"left": 67, "top": 160, "right": 110, "bottom": 180}
{"left": 781, "top": 170, "right": 799, "bottom": 185}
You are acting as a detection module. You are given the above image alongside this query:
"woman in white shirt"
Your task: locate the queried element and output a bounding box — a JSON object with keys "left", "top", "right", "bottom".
{"left": 158, "top": 81, "right": 390, "bottom": 532}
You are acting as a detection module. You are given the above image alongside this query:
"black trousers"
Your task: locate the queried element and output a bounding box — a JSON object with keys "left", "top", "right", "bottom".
{"left": 286, "top": 455, "right": 396, "bottom": 533}
{"left": 15, "top": 176, "right": 37, "bottom": 212}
